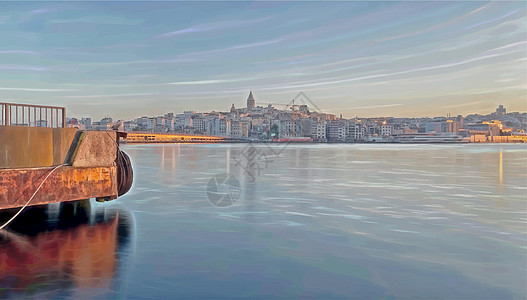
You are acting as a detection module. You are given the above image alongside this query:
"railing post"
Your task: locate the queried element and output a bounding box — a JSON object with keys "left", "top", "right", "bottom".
{"left": 62, "top": 107, "right": 66, "bottom": 128}
{"left": 5, "top": 103, "right": 9, "bottom": 126}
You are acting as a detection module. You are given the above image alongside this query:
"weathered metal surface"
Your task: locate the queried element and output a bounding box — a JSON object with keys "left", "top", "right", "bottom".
{"left": 0, "top": 126, "right": 77, "bottom": 169}
{"left": 0, "top": 166, "right": 117, "bottom": 210}
{"left": 0, "top": 127, "right": 131, "bottom": 210}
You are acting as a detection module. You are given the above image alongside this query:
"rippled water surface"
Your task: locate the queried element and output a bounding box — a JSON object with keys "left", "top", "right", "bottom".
{"left": 1, "top": 144, "right": 526, "bottom": 299}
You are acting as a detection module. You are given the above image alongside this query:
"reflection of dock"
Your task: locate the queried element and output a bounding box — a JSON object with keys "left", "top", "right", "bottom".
{"left": 125, "top": 132, "right": 236, "bottom": 143}
{"left": 0, "top": 102, "right": 133, "bottom": 210}
{"left": 0, "top": 202, "right": 132, "bottom": 298}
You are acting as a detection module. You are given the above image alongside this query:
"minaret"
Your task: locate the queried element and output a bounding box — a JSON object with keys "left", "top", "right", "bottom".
{"left": 247, "top": 91, "right": 255, "bottom": 111}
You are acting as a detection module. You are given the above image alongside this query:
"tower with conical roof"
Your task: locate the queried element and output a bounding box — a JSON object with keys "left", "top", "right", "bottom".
{"left": 230, "top": 103, "right": 236, "bottom": 113}
{"left": 247, "top": 91, "right": 255, "bottom": 111}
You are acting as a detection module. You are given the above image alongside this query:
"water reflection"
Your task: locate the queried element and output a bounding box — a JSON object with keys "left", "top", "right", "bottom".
{"left": 0, "top": 201, "right": 133, "bottom": 299}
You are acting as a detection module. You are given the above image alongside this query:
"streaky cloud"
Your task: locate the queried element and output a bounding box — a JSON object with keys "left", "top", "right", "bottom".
{"left": 166, "top": 80, "right": 223, "bottom": 85}
{"left": 333, "top": 104, "right": 404, "bottom": 110}
{"left": 469, "top": 5, "right": 486, "bottom": 15}
{"left": 156, "top": 17, "right": 271, "bottom": 38}
{"left": 484, "top": 41, "right": 527, "bottom": 53}
{"left": 0, "top": 50, "right": 39, "bottom": 55}
{"left": 29, "top": 8, "right": 54, "bottom": 15}
{"left": 73, "top": 58, "right": 201, "bottom": 67}
{"left": 251, "top": 49, "right": 522, "bottom": 91}
{"left": 187, "top": 38, "right": 283, "bottom": 56}
{"left": 0, "top": 87, "right": 75, "bottom": 92}
{"left": 442, "top": 101, "right": 482, "bottom": 108}
{"left": 0, "top": 65, "right": 47, "bottom": 71}
{"left": 466, "top": 8, "right": 523, "bottom": 30}
{"left": 63, "top": 92, "right": 157, "bottom": 99}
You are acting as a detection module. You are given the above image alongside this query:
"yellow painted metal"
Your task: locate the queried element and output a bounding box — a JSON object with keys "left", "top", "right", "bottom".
{"left": 0, "top": 126, "right": 77, "bottom": 168}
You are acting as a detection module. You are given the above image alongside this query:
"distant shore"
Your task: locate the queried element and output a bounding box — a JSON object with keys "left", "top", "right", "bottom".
{"left": 123, "top": 140, "right": 525, "bottom": 144}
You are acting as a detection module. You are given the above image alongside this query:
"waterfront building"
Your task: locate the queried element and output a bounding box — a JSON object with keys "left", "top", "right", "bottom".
{"left": 80, "top": 117, "right": 92, "bottom": 130}
{"left": 204, "top": 114, "right": 231, "bottom": 136}
{"left": 136, "top": 116, "right": 154, "bottom": 131}
{"left": 466, "top": 121, "right": 502, "bottom": 136}
{"left": 175, "top": 114, "right": 185, "bottom": 129}
{"left": 327, "top": 120, "right": 348, "bottom": 141}
{"left": 123, "top": 121, "right": 134, "bottom": 132}
{"left": 278, "top": 119, "right": 298, "bottom": 138}
{"left": 192, "top": 117, "right": 206, "bottom": 133}
{"left": 425, "top": 120, "right": 461, "bottom": 134}
{"left": 381, "top": 124, "right": 393, "bottom": 137}
{"left": 348, "top": 123, "right": 364, "bottom": 141}
{"left": 219, "top": 118, "right": 231, "bottom": 136}
{"left": 230, "top": 120, "right": 242, "bottom": 138}
{"left": 312, "top": 120, "right": 327, "bottom": 141}
{"left": 240, "top": 119, "right": 251, "bottom": 138}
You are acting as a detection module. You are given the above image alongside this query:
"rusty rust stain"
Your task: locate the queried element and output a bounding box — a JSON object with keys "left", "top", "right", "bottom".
{"left": 0, "top": 166, "right": 117, "bottom": 210}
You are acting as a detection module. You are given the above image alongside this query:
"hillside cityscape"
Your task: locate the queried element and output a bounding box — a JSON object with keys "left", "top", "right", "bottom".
{"left": 67, "top": 92, "right": 527, "bottom": 143}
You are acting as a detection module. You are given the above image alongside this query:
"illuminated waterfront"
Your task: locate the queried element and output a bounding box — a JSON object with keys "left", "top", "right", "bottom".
{"left": 2, "top": 144, "right": 526, "bottom": 299}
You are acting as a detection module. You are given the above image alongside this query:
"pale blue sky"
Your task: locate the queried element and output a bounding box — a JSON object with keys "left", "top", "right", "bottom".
{"left": 0, "top": 1, "right": 525, "bottom": 119}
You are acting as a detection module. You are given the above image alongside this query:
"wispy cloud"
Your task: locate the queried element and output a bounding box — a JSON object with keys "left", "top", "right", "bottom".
{"left": 0, "top": 65, "right": 47, "bottom": 71}
{"left": 466, "top": 8, "right": 522, "bottom": 30}
{"left": 29, "top": 8, "right": 54, "bottom": 15}
{"left": 63, "top": 92, "right": 157, "bottom": 99}
{"left": 249, "top": 49, "right": 521, "bottom": 92}
{"left": 0, "top": 50, "right": 39, "bottom": 55}
{"left": 166, "top": 80, "right": 222, "bottom": 85}
{"left": 469, "top": 5, "right": 486, "bottom": 15}
{"left": 72, "top": 58, "right": 201, "bottom": 67}
{"left": 484, "top": 41, "right": 527, "bottom": 53}
{"left": 0, "top": 87, "right": 74, "bottom": 92}
{"left": 442, "top": 101, "right": 482, "bottom": 108}
{"left": 178, "top": 38, "right": 283, "bottom": 58}
{"left": 378, "top": 10, "right": 472, "bottom": 42}
{"left": 49, "top": 15, "right": 141, "bottom": 26}
{"left": 165, "top": 76, "right": 260, "bottom": 85}
{"left": 156, "top": 17, "right": 271, "bottom": 38}
{"left": 332, "top": 104, "right": 404, "bottom": 110}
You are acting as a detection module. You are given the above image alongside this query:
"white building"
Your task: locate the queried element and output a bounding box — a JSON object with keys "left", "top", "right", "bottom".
{"left": 204, "top": 115, "right": 230, "bottom": 136}
{"left": 311, "top": 120, "right": 327, "bottom": 140}
{"left": 136, "top": 116, "right": 154, "bottom": 131}
{"left": 230, "top": 120, "right": 242, "bottom": 138}
{"left": 348, "top": 123, "right": 364, "bottom": 141}
{"left": 123, "top": 121, "right": 135, "bottom": 132}
{"left": 381, "top": 124, "right": 393, "bottom": 136}
{"left": 192, "top": 117, "right": 206, "bottom": 133}
{"left": 327, "top": 120, "right": 348, "bottom": 141}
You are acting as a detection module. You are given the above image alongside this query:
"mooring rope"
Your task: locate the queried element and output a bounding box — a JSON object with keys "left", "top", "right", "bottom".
{"left": 0, "top": 164, "right": 66, "bottom": 230}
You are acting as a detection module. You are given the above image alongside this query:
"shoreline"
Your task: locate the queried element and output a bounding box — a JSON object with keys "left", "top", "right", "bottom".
{"left": 122, "top": 141, "right": 525, "bottom": 145}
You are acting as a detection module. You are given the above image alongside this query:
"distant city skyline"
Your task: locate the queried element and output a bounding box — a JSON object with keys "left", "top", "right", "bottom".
{"left": 1, "top": 1, "right": 525, "bottom": 120}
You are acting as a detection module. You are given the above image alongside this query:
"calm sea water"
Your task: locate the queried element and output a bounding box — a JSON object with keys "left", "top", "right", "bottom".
{"left": 1, "top": 144, "right": 526, "bottom": 299}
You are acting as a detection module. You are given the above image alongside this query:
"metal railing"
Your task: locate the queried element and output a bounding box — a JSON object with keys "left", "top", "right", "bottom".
{"left": 0, "top": 102, "right": 66, "bottom": 128}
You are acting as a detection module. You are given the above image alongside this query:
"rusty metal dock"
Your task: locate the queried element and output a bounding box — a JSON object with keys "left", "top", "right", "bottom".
{"left": 0, "top": 102, "right": 132, "bottom": 210}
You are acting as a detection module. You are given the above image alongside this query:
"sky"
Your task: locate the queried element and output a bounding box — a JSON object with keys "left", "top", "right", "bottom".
{"left": 0, "top": 1, "right": 525, "bottom": 120}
